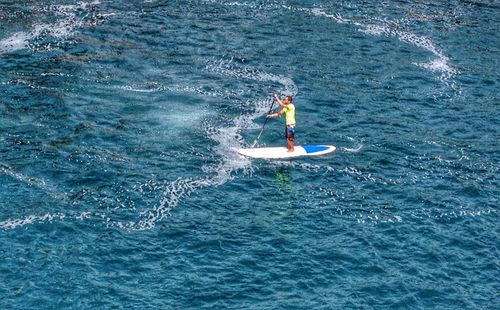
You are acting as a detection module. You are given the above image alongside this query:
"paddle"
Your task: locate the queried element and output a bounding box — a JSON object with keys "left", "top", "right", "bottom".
{"left": 251, "top": 97, "right": 275, "bottom": 148}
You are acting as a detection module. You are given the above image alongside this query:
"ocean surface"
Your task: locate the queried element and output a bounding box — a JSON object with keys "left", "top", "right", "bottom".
{"left": 0, "top": 0, "right": 498, "bottom": 308}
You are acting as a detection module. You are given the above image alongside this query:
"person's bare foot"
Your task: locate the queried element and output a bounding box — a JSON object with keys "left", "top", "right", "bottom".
{"left": 287, "top": 149, "right": 294, "bottom": 153}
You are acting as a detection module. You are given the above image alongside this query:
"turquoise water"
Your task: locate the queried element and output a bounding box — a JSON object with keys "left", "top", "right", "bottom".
{"left": 1, "top": 0, "right": 498, "bottom": 308}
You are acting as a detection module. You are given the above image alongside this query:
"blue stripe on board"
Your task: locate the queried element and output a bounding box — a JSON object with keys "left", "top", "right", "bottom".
{"left": 302, "top": 145, "right": 329, "bottom": 154}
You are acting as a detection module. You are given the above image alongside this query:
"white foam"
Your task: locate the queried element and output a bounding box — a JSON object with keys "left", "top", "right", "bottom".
{"left": 0, "top": 164, "right": 73, "bottom": 229}
{"left": 115, "top": 83, "right": 228, "bottom": 98}
{"left": 1, "top": 164, "right": 68, "bottom": 201}
{"left": 202, "top": 0, "right": 264, "bottom": 10}
{"left": 0, "top": 1, "right": 102, "bottom": 55}
{"left": 303, "top": 7, "right": 457, "bottom": 85}
{"left": 0, "top": 32, "right": 31, "bottom": 54}
{"left": 205, "top": 57, "right": 298, "bottom": 96}
{"left": 198, "top": 2, "right": 458, "bottom": 87}
{"left": 340, "top": 145, "right": 363, "bottom": 153}
{"left": 128, "top": 178, "right": 210, "bottom": 230}
{"left": 204, "top": 2, "right": 456, "bottom": 84}
{"left": 0, "top": 213, "right": 66, "bottom": 229}
{"left": 414, "top": 57, "right": 457, "bottom": 82}
{"left": 119, "top": 59, "right": 298, "bottom": 230}
{"left": 0, "top": 55, "right": 297, "bottom": 230}
{"left": 308, "top": 8, "right": 349, "bottom": 24}
{"left": 362, "top": 24, "right": 458, "bottom": 82}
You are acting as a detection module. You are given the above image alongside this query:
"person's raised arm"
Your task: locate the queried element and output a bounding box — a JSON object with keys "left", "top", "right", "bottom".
{"left": 274, "top": 94, "right": 285, "bottom": 107}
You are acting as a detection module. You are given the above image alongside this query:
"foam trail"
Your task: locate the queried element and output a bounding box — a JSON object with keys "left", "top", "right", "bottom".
{"left": 0, "top": 164, "right": 68, "bottom": 201}
{"left": 0, "top": 213, "right": 66, "bottom": 229}
{"left": 205, "top": 57, "right": 298, "bottom": 96}
{"left": 1, "top": 57, "right": 296, "bottom": 231}
{"left": 207, "top": 2, "right": 457, "bottom": 86}
{"left": 360, "top": 23, "right": 457, "bottom": 83}
{"left": 300, "top": 7, "right": 457, "bottom": 85}
{"left": 0, "top": 164, "right": 84, "bottom": 230}
{"left": 114, "top": 83, "right": 230, "bottom": 98}
{"left": 0, "top": 1, "right": 102, "bottom": 55}
{"left": 119, "top": 60, "right": 298, "bottom": 230}
{"left": 0, "top": 1, "right": 105, "bottom": 230}
{"left": 307, "top": 8, "right": 350, "bottom": 24}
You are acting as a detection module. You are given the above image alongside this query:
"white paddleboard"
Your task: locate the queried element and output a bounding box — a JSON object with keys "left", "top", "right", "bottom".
{"left": 237, "top": 145, "right": 336, "bottom": 159}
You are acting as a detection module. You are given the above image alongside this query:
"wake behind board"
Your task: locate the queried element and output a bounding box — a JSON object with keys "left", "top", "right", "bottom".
{"left": 237, "top": 145, "right": 336, "bottom": 159}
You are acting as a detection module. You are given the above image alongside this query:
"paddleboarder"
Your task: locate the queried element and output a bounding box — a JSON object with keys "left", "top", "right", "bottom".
{"left": 267, "top": 94, "right": 296, "bottom": 152}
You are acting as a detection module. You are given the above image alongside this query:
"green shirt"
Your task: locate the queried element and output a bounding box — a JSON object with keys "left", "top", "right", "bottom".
{"left": 284, "top": 103, "right": 296, "bottom": 125}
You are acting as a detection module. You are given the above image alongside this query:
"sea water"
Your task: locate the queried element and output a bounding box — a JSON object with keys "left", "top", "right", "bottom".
{"left": 0, "top": 0, "right": 498, "bottom": 308}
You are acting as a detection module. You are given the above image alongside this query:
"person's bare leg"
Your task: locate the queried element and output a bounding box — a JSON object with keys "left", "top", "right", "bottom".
{"left": 287, "top": 139, "right": 294, "bottom": 152}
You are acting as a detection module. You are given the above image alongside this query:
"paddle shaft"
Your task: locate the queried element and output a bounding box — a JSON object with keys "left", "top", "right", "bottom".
{"left": 251, "top": 99, "right": 275, "bottom": 147}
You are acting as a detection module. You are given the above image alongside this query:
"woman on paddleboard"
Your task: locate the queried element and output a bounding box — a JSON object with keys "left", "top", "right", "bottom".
{"left": 267, "top": 94, "right": 296, "bottom": 152}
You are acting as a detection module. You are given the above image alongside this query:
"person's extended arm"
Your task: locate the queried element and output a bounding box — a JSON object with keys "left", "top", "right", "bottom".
{"left": 267, "top": 108, "right": 285, "bottom": 118}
